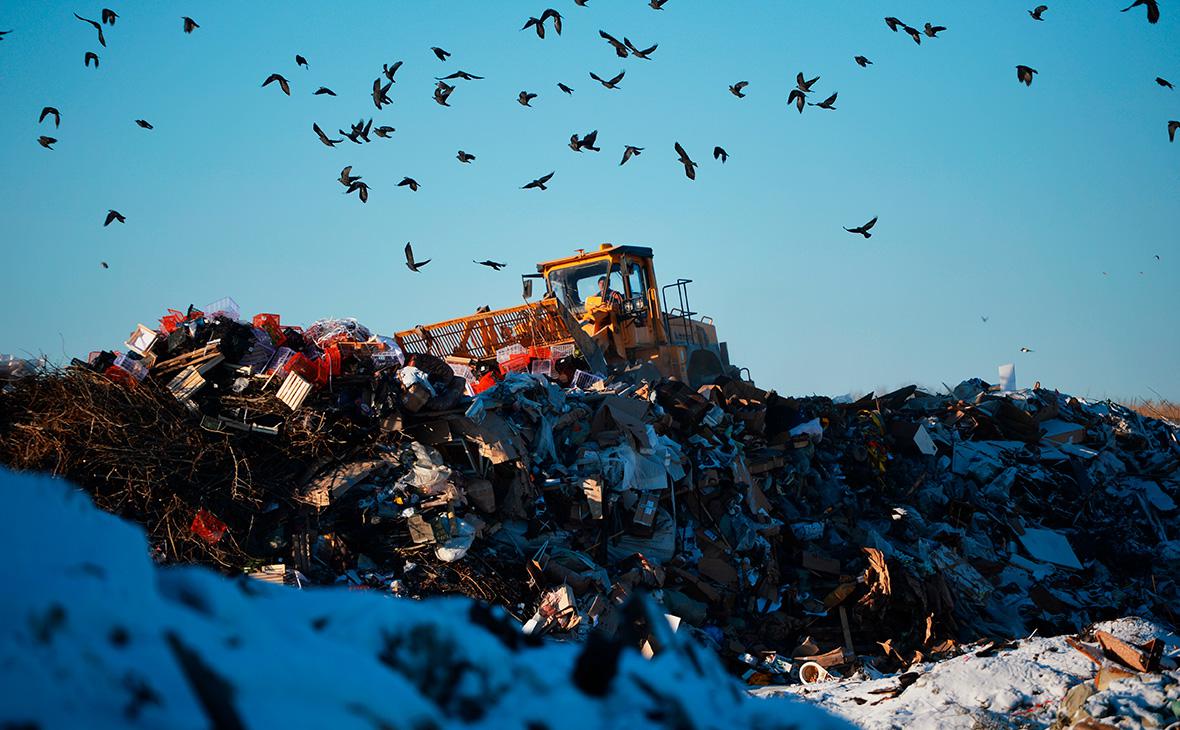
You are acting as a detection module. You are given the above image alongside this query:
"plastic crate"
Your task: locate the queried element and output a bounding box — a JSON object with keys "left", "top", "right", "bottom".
{"left": 252, "top": 313, "right": 284, "bottom": 346}
{"left": 472, "top": 371, "right": 500, "bottom": 394}
{"left": 203, "top": 297, "right": 240, "bottom": 322}
{"left": 499, "top": 353, "right": 532, "bottom": 375}
{"left": 550, "top": 343, "right": 575, "bottom": 359}
{"left": 571, "top": 369, "right": 606, "bottom": 391}
{"left": 530, "top": 359, "right": 553, "bottom": 377}
{"left": 113, "top": 353, "right": 149, "bottom": 381}
{"left": 495, "top": 344, "right": 528, "bottom": 364}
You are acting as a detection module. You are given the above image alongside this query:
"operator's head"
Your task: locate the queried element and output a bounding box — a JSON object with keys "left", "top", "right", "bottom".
{"left": 597, "top": 276, "right": 608, "bottom": 293}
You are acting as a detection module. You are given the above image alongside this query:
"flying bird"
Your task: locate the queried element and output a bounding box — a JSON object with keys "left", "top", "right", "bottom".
{"left": 372, "top": 77, "right": 392, "bottom": 108}
{"left": 522, "top": 16, "right": 546, "bottom": 38}
{"left": 101, "top": 261, "right": 109, "bottom": 269}
{"left": 788, "top": 88, "right": 807, "bottom": 113}
{"left": 729, "top": 81, "right": 749, "bottom": 97}
{"left": 1019, "top": 347, "right": 1034, "bottom": 353}
{"left": 1121, "top": 0, "right": 1160, "bottom": 24}
{"left": 405, "top": 243, "right": 430, "bottom": 272}
{"left": 374, "top": 126, "right": 395, "bottom": 138}
{"left": 345, "top": 181, "right": 369, "bottom": 203}
{"left": 1156, "top": 77, "right": 1174, "bottom": 89}
{"left": 431, "top": 46, "right": 451, "bottom": 61}
{"left": 570, "top": 129, "right": 600, "bottom": 152}
{"left": 1029, "top": 5, "right": 1048, "bottom": 20}
{"left": 620, "top": 145, "right": 643, "bottom": 165}
{"left": 796, "top": 73, "right": 820, "bottom": 93}
{"left": 314, "top": 86, "right": 336, "bottom": 96}
{"left": 844, "top": 216, "right": 878, "bottom": 238}
{"left": 884, "top": 16, "right": 903, "bottom": 32}
{"left": 650, "top": 0, "right": 669, "bottom": 8}
{"left": 73, "top": 13, "right": 106, "bottom": 47}
{"left": 855, "top": 56, "right": 873, "bottom": 67}
{"left": 398, "top": 177, "right": 421, "bottom": 192}
{"left": 980, "top": 316, "right": 989, "bottom": 323}
{"left": 713, "top": 146, "right": 728, "bottom": 163}
{"left": 811, "top": 92, "right": 838, "bottom": 110}
{"left": 262, "top": 73, "right": 291, "bottom": 95}
{"left": 558, "top": 82, "right": 574, "bottom": 94}
{"left": 923, "top": 22, "right": 946, "bottom": 37}
{"left": 599, "top": 30, "right": 629, "bottom": 57}
{"left": 589, "top": 70, "right": 625, "bottom": 89}
{"left": 101, "top": 8, "right": 118, "bottom": 25}
{"left": 339, "top": 166, "right": 361, "bottom": 187}
{"left": 474, "top": 260, "right": 507, "bottom": 270}
{"left": 574, "top": 0, "right": 588, "bottom": 5}
{"left": 674, "top": 142, "right": 697, "bottom": 180}
{"left": 457, "top": 150, "right": 475, "bottom": 163}
{"left": 624, "top": 38, "right": 657, "bottom": 59}
{"left": 295, "top": 54, "right": 309, "bottom": 69}
{"left": 135, "top": 119, "right": 153, "bottom": 129}
{"left": 1016, "top": 65, "right": 1037, "bottom": 86}
{"left": 313, "top": 123, "right": 342, "bottom": 147}
{"left": 39, "top": 107, "right": 60, "bottom": 127}
{"left": 38, "top": 136, "right": 57, "bottom": 149}
{"left": 1169, "top": 120, "right": 1179, "bottom": 142}
{"left": 182, "top": 16, "right": 199, "bottom": 34}
{"left": 437, "top": 70, "right": 484, "bottom": 81}
{"left": 903, "top": 25, "right": 922, "bottom": 44}
{"left": 542, "top": 8, "right": 563, "bottom": 34}
{"left": 0, "top": 30, "right": 11, "bottom": 41}
{"left": 382, "top": 61, "right": 403, "bottom": 82}
{"left": 434, "top": 81, "right": 456, "bottom": 106}
{"left": 104, "top": 210, "right": 125, "bottom": 226}
{"left": 523, "top": 172, "right": 555, "bottom": 190}
{"left": 518, "top": 90, "right": 538, "bottom": 106}
{"left": 84, "top": 51, "right": 99, "bottom": 68}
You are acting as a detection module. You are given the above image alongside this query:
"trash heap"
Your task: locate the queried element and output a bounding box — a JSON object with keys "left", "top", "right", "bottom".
{"left": 1, "top": 301, "right": 1178, "bottom": 686}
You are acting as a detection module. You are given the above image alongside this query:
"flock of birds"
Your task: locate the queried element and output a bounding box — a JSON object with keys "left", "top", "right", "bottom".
{"left": 7, "top": 3, "right": 1175, "bottom": 350}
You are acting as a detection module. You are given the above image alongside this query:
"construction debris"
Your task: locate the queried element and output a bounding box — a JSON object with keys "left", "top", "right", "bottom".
{"left": 1, "top": 300, "right": 1177, "bottom": 685}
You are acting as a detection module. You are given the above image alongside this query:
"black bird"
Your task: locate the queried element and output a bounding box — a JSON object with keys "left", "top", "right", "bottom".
{"left": 1169, "top": 120, "right": 1179, "bottom": 142}
{"left": 522, "top": 16, "right": 546, "bottom": 38}
{"left": 599, "top": 30, "right": 629, "bottom": 57}
{"left": 558, "top": 82, "right": 574, "bottom": 94}
{"left": 475, "top": 260, "right": 507, "bottom": 270}
{"left": 624, "top": 38, "right": 657, "bottom": 59}
{"left": 845, "top": 216, "right": 878, "bottom": 238}
{"left": 431, "top": 46, "right": 451, "bottom": 61}
{"left": 84, "top": 51, "right": 99, "bottom": 68}
{"left": 518, "top": 90, "right": 538, "bottom": 106}
{"left": 339, "top": 126, "right": 362, "bottom": 144}
{"left": 674, "top": 142, "right": 697, "bottom": 180}
{"left": 345, "top": 181, "right": 369, "bottom": 203}
{"left": 884, "top": 16, "right": 903, "bottom": 32}
{"left": 373, "top": 126, "right": 395, "bottom": 138}
{"left": 713, "top": 146, "right": 728, "bottom": 163}
{"left": 0, "top": 30, "right": 11, "bottom": 41}
{"left": 457, "top": 150, "right": 475, "bottom": 163}
{"left": 383, "top": 61, "right": 403, "bottom": 82}
{"left": 1016, "top": 65, "right": 1037, "bottom": 86}
{"left": 574, "top": 0, "right": 588, "bottom": 5}
{"left": 1121, "top": 0, "right": 1160, "bottom": 24}
{"left": 135, "top": 119, "right": 153, "bottom": 129}
{"left": 73, "top": 13, "right": 106, "bottom": 47}
{"left": 903, "top": 24, "right": 922, "bottom": 43}
{"left": 101, "top": 261, "right": 109, "bottom": 269}
{"left": 590, "top": 70, "right": 624, "bottom": 89}
{"left": 39, "top": 107, "right": 60, "bottom": 127}
{"left": 650, "top": 0, "right": 669, "bottom": 8}
{"left": 104, "top": 210, "right": 125, "bottom": 226}
{"left": 523, "top": 171, "right": 554, "bottom": 190}
{"left": 620, "top": 145, "right": 643, "bottom": 165}
{"left": 855, "top": 55, "right": 873, "bottom": 67}
{"left": 923, "top": 22, "right": 946, "bottom": 37}
{"left": 1156, "top": 77, "right": 1174, "bottom": 89}
{"left": 434, "top": 81, "right": 455, "bottom": 106}
{"left": 294, "top": 54, "right": 308, "bottom": 68}
{"left": 1029, "top": 5, "right": 1048, "bottom": 20}
{"left": 314, "top": 86, "right": 336, "bottom": 96}
{"left": 570, "top": 130, "right": 600, "bottom": 152}
{"left": 437, "top": 70, "right": 484, "bottom": 81}
{"left": 101, "top": 8, "right": 117, "bottom": 25}
{"left": 182, "top": 16, "right": 199, "bottom": 34}
{"left": 1020, "top": 347, "right": 1034, "bottom": 353}
{"left": 811, "top": 92, "right": 838, "bottom": 110}
{"left": 372, "top": 78, "right": 392, "bottom": 108}
{"left": 796, "top": 73, "right": 820, "bottom": 93}
{"left": 788, "top": 88, "right": 807, "bottom": 113}
{"left": 398, "top": 177, "right": 421, "bottom": 192}
{"left": 313, "top": 123, "right": 342, "bottom": 147}
{"left": 38, "top": 136, "right": 57, "bottom": 149}
{"left": 339, "top": 166, "right": 361, "bottom": 187}
{"left": 262, "top": 73, "right": 291, "bottom": 95}
{"left": 729, "top": 81, "right": 749, "bottom": 97}
{"left": 541, "top": 8, "right": 563, "bottom": 34}
{"left": 405, "top": 243, "right": 430, "bottom": 272}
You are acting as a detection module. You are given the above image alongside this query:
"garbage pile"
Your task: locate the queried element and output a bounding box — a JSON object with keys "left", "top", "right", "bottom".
{"left": 1, "top": 300, "right": 1178, "bottom": 686}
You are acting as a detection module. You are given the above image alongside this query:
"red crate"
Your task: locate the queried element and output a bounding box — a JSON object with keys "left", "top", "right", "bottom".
{"left": 473, "top": 371, "right": 500, "bottom": 394}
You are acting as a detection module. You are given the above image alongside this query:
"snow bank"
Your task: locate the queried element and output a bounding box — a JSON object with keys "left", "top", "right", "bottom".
{"left": 0, "top": 468, "right": 848, "bottom": 729}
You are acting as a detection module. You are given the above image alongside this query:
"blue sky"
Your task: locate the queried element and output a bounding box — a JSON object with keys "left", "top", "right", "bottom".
{"left": 1, "top": 1, "right": 1177, "bottom": 400}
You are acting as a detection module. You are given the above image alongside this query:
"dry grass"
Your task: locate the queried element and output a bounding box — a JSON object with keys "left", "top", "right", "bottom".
{"left": 1124, "top": 398, "right": 1180, "bottom": 424}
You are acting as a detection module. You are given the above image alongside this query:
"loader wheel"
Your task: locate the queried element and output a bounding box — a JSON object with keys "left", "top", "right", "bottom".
{"left": 687, "top": 350, "right": 724, "bottom": 388}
